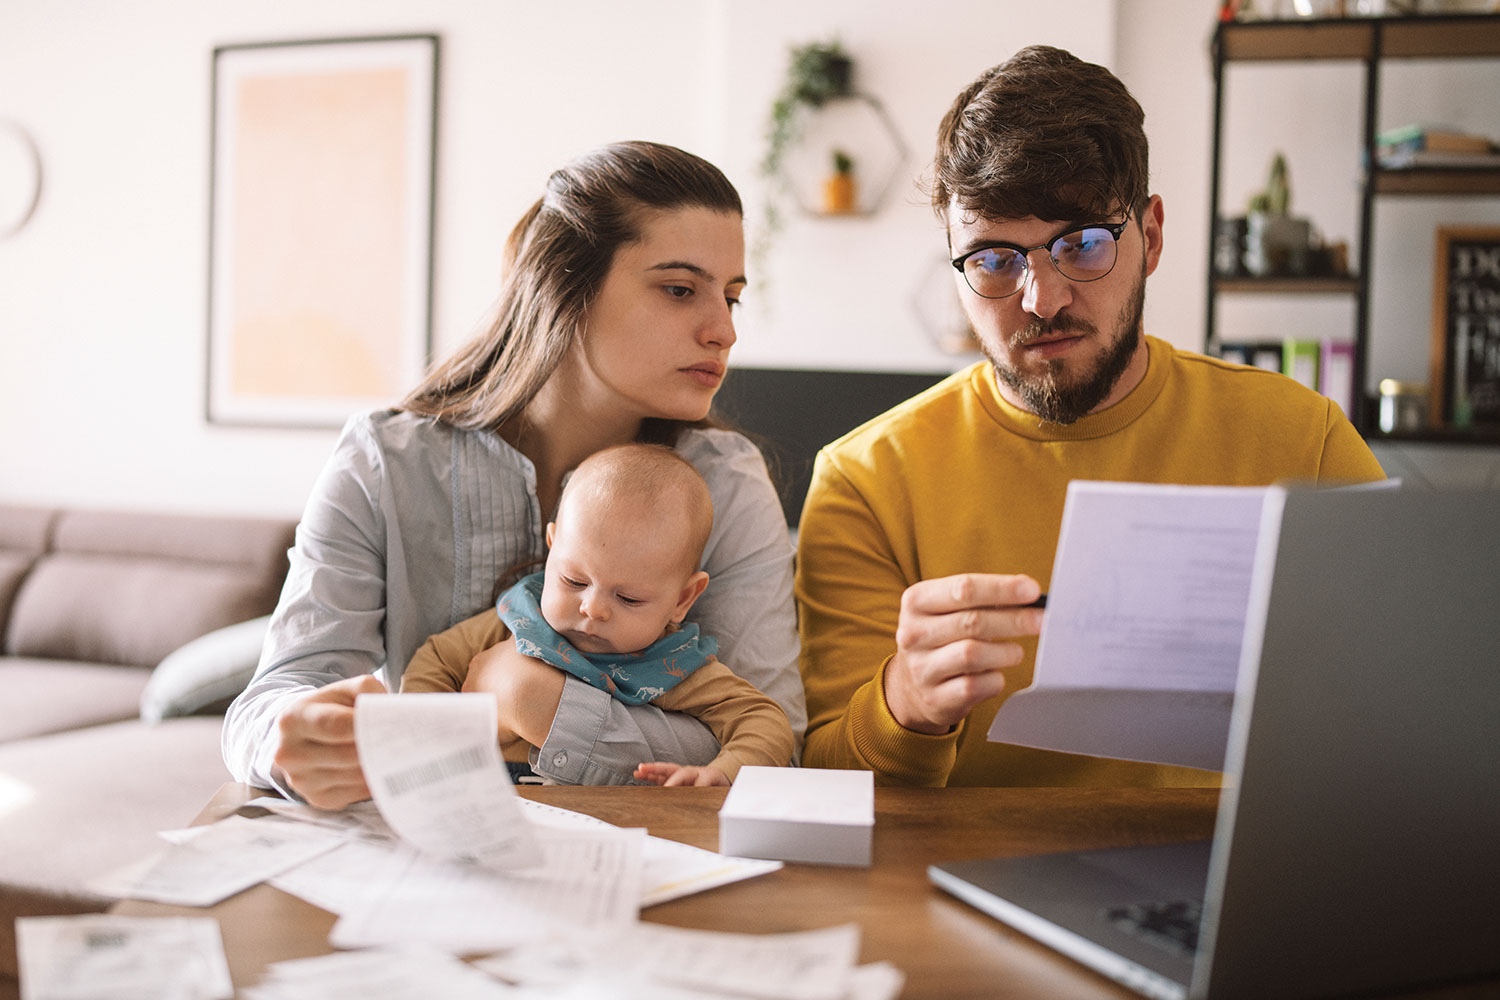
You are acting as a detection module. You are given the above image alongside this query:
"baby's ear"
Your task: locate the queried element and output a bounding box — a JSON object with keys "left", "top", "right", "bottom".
{"left": 545, "top": 521, "right": 556, "bottom": 547}
{"left": 671, "top": 571, "right": 711, "bottom": 622}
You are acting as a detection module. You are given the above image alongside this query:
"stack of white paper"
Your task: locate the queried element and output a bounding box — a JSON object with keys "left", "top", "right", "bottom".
{"left": 718, "top": 767, "right": 874, "bottom": 867}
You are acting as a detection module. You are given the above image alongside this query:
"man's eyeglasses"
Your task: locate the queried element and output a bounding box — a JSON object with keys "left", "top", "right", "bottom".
{"left": 950, "top": 212, "right": 1131, "bottom": 299}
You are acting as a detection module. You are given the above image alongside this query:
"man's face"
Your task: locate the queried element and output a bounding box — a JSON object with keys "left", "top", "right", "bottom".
{"left": 948, "top": 197, "right": 1162, "bottom": 424}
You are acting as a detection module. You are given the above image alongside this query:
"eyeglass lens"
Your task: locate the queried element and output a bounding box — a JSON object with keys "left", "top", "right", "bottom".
{"left": 963, "top": 225, "right": 1120, "bottom": 297}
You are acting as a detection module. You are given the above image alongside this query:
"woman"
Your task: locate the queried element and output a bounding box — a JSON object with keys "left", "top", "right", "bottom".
{"left": 222, "top": 141, "right": 804, "bottom": 809}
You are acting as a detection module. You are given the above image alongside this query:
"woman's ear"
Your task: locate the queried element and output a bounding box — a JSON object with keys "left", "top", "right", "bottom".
{"left": 670, "top": 571, "right": 711, "bottom": 623}
{"left": 545, "top": 521, "right": 556, "bottom": 547}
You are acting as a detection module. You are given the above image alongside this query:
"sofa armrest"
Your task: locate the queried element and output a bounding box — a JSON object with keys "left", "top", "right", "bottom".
{"left": 139, "top": 615, "right": 270, "bottom": 722}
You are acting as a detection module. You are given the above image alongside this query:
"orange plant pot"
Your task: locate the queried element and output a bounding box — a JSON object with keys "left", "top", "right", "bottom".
{"left": 822, "top": 172, "right": 856, "bottom": 214}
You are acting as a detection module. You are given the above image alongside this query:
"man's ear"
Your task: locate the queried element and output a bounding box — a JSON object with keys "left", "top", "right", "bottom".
{"left": 670, "top": 571, "right": 711, "bottom": 623}
{"left": 1141, "top": 193, "right": 1165, "bottom": 277}
{"left": 545, "top": 522, "right": 556, "bottom": 547}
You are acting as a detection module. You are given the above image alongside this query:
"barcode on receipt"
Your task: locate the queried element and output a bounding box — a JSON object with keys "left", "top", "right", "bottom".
{"left": 382, "top": 745, "right": 490, "bottom": 796}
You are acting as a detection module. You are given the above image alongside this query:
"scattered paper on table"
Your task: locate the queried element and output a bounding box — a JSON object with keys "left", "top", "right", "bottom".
{"left": 355, "top": 692, "right": 541, "bottom": 869}
{"left": 640, "top": 834, "right": 783, "bottom": 907}
{"left": 86, "top": 814, "right": 344, "bottom": 907}
{"left": 476, "top": 923, "right": 900, "bottom": 1000}
{"left": 515, "top": 798, "right": 782, "bottom": 905}
{"left": 241, "top": 946, "right": 508, "bottom": 1000}
{"left": 16, "top": 914, "right": 233, "bottom": 1000}
{"left": 327, "top": 825, "right": 645, "bottom": 953}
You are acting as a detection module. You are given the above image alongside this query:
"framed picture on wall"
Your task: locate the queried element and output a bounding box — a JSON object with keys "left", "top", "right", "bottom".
{"left": 1429, "top": 226, "right": 1500, "bottom": 430}
{"left": 206, "top": 34, "right": 438, "bottom": 427}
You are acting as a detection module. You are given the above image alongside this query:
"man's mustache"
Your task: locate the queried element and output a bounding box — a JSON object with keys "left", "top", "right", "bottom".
{"left": 1010, "top": 313, "right": 1097, "bottom": 348}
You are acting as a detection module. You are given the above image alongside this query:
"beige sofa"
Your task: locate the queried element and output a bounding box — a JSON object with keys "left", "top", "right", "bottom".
{"left": 0, "top": 504, "right": 296, "bottom": 986}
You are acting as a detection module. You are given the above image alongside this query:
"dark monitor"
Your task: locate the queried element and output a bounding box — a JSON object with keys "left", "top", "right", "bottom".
{"left": 710, "top": 366, "right": 952, "bottom": 527}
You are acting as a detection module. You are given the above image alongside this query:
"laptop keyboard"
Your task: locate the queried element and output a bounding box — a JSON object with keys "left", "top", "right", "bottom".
{"left": 1104, "top": 899, "right": 1203, "bottom": 959}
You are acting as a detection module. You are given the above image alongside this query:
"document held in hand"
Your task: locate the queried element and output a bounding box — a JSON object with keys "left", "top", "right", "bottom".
{"left": 355, "top": 692, "right": 542, "bottom": 869}
{"left": 987, "top": 481, "right": 1276, "bottom": 771}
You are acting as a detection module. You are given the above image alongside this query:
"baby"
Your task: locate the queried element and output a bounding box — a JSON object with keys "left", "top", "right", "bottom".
{"left": 401, "top": 442, "right": 794, "bottom": 786}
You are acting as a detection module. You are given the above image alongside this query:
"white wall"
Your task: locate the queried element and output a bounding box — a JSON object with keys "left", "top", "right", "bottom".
{"left": 3, "top": 0, "right": 1494, "bottom": 516}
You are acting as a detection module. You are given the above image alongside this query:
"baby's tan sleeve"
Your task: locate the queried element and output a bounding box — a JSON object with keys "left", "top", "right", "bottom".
{"left": 399, "top": 609, "right": 512, "bottom": 693}
{"left": 653, "top": 658, "right": 795, "bottom": 782}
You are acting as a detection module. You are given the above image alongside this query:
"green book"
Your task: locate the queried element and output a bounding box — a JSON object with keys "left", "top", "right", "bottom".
{"left": 1282, "top": 338, "right": 1320, "bottom": 391}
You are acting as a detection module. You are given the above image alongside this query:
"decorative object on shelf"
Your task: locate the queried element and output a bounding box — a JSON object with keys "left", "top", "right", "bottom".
{"left": 1428, "top": 226, "right": 1500, "bottom": 429}
{"left": 912, "top": 255, "right": 981, "bottom": 356}
{"left": 759, "top": 39, "right": 908, "bottom": 233}
{"left": 206, "top": 34, "right": 438, "bottom": 428}
{"left": 0, "top": 119, "right": 42, "bottom": 240}
{"left": 1378, "top": 378, "right": 1429, "bottom": 433}
{"left": 1243, "top": 152, "right": 1318, "bottom": 276}
{"left": 822, "top": 149, "right": 857, "bottom": 215}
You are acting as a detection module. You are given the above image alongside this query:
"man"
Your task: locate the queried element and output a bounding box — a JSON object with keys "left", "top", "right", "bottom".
{"left": 795, "top": 45, "right": 1384, "bottom": 788}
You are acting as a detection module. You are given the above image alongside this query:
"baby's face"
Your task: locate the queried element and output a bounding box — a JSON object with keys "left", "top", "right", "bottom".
{"left": 540, "top": 511, "right": 699, "bottom": 656}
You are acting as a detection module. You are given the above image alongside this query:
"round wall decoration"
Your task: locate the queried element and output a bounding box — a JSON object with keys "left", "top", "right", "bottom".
{"left": 0, "top": 120, "right": 43, "bottom": 239}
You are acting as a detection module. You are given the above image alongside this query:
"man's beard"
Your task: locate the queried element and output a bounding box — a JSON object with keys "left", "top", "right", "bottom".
{"left": 986, "top": 263, "right": 1147, "bottom": 425}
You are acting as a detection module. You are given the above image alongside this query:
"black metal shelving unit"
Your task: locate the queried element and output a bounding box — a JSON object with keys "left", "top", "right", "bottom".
{"left": 1206, "top": 13, "right": 1500, "bottom": 446}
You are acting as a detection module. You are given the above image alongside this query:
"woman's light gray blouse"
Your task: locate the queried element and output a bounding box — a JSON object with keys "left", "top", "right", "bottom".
{"left": 222, "top": 410, "right": 804, "bottom": 792}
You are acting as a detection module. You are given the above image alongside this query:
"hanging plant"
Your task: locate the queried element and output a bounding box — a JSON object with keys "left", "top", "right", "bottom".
{"left": 757, "top": 39, "right": 855, "bottom": 253}
{"left": 762, "top": 40, "right": 854, "bottom": 181}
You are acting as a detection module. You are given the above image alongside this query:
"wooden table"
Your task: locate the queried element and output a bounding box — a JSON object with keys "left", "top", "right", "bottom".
{"left": 112, "top": 784, "right": 1498, "bottom": 999}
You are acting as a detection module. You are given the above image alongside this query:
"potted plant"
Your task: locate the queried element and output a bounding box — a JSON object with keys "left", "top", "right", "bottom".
{"left": 822, "top": 148, "right": 857, "bottom": 214}
{"left": 1243, "top": 151, "right": 1312, "bottom": 276}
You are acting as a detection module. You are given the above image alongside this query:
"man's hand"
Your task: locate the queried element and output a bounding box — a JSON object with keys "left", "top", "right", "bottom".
{"left": 634, "top": 762, "right": 730, "bottom": 787}
{"left": 884, "top": 573, "right": 1044, "bottom": 735}
{"left": 273, "top": 674, "right": 387, "bottom": 809}
{"left": 462, "top": 638, "right": 565, "bottom": 748}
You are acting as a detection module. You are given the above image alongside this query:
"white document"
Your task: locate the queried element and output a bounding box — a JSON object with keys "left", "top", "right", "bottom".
{"left": 639, "top": 834, "right": 783, "bottom": 907}
{"left": 86, "top": 815, "right": 345, "bottom": 907}
{"left": 268, "top": 837, "right": 414, "bottom": 916}
{"left": 988, "top": 481, "right": 1272, "bottom": 770}
{"left": 477, "top": 923, "right": 870, "bottom": 1000}
{"left": 16, "top": 914, "right": 233, "bottom": 1000}
{"left": 515, "top": 798, "right": 783, "bottom": 907}
{"left": 355, "top": 692, "right": 541, "bottom": 870}
{"left": 241, "top": 947, "right": 508, "bottom": 1000}
{"left": 328, "top": 824, "right": 644, "bottom": 953}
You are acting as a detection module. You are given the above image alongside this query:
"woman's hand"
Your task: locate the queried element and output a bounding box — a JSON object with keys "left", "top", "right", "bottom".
{"left": 272, "top": 674, "right": 387, "bottom": 809}
{"left": 634, "top": 761, "right": 730, "bottom": 787}
{"left": 462, "top": 639, "right": 565, "bottom": 747}
{"left": 883, "top": 573, "right": 1044, "bottom": 735}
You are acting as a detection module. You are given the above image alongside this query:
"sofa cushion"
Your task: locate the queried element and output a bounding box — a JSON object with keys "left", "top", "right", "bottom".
{"left": 0, "top": 716, "right": 230, "bottom": 979}
{"left": 0, "top": 659, "right": 152, "bottom": 743}
{"left": 0, "top": 507, "right": 56, "bottom": 651}
{"left": 3, "top": 510, "right": 294, "bottom": 668}
{"left": 139, "top": 615, "right": 270, "bottom": 722}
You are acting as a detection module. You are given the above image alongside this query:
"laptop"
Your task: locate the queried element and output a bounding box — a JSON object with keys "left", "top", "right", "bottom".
{"left": 929, "top": 487, "right": 1500, "bottom": 1000}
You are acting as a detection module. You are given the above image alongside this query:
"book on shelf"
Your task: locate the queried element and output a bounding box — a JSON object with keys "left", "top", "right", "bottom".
{"left": 1319, "top": 341, "right": 1355, "bottom": 418}
{"left": 1282, "top": 338, "right": 1320, "bottom": 391}
{"left": 1218, "top": 341, "right": 1283, "bottom": 373}
{"left": 1377, "top": 124, "right": 1496, "bottom": 155}
{"left": 1378, "top": 147, "right": 1500, "bottom": 171}
{"left": 1377, "top": 124, "right": 1499, "bottom": 170}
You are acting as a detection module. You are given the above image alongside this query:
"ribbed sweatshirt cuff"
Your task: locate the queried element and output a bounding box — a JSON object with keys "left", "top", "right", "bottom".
{"left": 844, "top": 657, "right": 960, "bottom": 787}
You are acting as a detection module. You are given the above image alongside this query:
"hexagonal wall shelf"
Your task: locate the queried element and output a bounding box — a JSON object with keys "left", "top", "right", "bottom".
{"left": 776, "top": 93, "right": 909, "bottom": 218}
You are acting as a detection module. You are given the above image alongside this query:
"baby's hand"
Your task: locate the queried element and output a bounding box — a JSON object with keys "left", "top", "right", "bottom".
{"left": 634, "top": 762, "right": 730, "bottom": 787}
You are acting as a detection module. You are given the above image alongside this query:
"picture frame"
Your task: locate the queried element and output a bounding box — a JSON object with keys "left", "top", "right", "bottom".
{"left": 1429, "top": 226, "right": 1500, "bottom": 430}
{"left": 206, "top": 34, "right": 438, "bottom": 427}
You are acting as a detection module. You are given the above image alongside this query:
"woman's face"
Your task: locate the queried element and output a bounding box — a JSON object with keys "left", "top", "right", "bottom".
{"left": 568, "top": 206, "right": 746, "bottom": 425}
